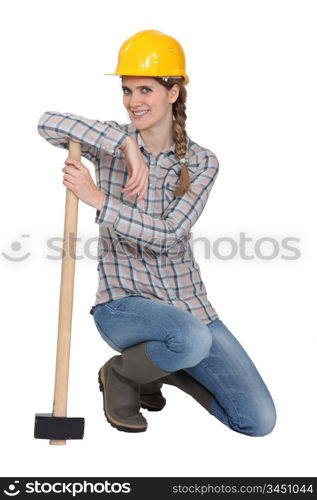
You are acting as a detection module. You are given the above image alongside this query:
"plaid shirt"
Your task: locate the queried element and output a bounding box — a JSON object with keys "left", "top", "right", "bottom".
{"left": 38, "top": 111, "right": 219, "bottom": 325}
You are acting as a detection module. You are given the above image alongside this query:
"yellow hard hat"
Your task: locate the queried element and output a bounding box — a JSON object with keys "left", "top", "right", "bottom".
{"left": 104, "top": 29, "right": 189, "bottom": 85}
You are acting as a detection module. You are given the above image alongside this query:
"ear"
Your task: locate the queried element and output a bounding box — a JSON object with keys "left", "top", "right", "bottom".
{"left": 169, "top": 84, "right": 180, "bottom": 104}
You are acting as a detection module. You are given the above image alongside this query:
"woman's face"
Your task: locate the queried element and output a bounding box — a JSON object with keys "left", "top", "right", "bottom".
{"left": 121, "top": 76, "right": 179, "bottom": 130}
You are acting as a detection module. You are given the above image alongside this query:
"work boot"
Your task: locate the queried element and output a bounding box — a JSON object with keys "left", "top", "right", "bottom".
{"left": 139, "top": 380, "right": 166, "bottom": 412}
{"left": 140, "top": 370, "right": 213, "bottom": 412}
{"left": 98, "top": 342, "right": 170, "bottom": 432}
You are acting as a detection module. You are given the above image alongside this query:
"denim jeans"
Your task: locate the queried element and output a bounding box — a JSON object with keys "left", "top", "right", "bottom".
{"left": 91, "top": 295, "right": 277, "bottom": 437}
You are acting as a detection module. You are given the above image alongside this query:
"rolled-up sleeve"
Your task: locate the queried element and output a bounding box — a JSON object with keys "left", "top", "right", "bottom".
{"left": 37, "top": 111, "right": 129, "bottom": 162}
{"left": 95, "top": 151, "right": 219, "bottom": 254}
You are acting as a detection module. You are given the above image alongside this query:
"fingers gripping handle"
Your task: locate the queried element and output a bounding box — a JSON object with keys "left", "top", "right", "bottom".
{"left": 50, "top": 140, "right": 82, "bottom": 446}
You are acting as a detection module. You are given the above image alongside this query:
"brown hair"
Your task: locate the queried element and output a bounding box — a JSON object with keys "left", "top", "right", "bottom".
{"left": 153, "top": 76, "right": 195, "bottom": 199}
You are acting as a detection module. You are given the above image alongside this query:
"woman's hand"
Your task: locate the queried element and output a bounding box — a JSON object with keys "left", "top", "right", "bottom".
{"left": 119, "top": 136, "right": 149, "bottom": 202}
{"left": 62, "top": 159, "right": 105, "bottom": 210}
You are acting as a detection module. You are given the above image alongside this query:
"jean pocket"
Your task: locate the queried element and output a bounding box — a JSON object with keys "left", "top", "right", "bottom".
{"left": 104, "top": 295, "right": 151, "bottom": 314}
{"left": 104, "top": 296, "right": 131, "bottom": 312}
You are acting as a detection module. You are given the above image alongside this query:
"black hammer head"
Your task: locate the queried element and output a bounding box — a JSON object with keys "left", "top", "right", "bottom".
{"left": 34, "top": 413, "right": 85, "bottom": 440}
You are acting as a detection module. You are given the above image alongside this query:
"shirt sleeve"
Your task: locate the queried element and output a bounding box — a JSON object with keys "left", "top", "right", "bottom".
{"left": 37, "top": 111, "right": 129, "bottom": 163}
{"left": 95, "top": 150, "right": 219, "bottom": 255}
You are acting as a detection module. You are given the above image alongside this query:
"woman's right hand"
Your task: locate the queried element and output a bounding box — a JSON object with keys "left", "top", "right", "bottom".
{"left": 119, "top": 136, "right": 149, "bottom": 202}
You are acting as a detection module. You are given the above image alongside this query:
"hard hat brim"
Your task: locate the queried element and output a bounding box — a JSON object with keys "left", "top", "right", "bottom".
{"left": 103, "top": 73, "right": 189, "bottom": 85}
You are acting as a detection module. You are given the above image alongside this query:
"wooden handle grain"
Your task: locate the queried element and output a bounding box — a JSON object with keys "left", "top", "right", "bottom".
{"left": 50, "top": 140, "right": 81, "bottom": 446}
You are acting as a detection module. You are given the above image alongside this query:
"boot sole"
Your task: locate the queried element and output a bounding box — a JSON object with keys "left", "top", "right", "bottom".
{"left": 140, "top": 400, "right": 165, "bottom": 412}
{"left": 98, "top": 368, "right": 147, "bottom": 433}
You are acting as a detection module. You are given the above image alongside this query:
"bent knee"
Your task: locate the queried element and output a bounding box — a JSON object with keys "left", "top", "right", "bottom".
{"left": 235, "top": 403, "right": 277, "bottom": 437}
{"left": 252, "top": 410, "right": 277, "bottom": 437}
{"left": 181, "top": 323, "right": 213, "bottom": 367}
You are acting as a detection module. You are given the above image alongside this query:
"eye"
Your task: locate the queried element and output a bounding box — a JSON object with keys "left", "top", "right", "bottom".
{"left": 122, "top": 87, "right": 152, "bottom": 95}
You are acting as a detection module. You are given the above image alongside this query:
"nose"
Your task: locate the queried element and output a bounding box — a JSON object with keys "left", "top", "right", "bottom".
{"left": 128, "top": 92, "right": 143, "bottom": 109}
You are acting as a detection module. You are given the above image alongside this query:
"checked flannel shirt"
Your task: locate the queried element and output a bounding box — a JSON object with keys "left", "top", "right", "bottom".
{"left": 38, "top": 111, "right": 219, "bottom": 325}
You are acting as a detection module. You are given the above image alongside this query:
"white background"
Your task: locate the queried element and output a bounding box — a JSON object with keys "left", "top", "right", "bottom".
{"left": 1, "top": 0, "right": 316, "bottom": 478}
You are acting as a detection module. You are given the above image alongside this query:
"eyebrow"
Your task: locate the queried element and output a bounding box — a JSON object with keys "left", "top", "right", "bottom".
{"left": 121, "top": 85, "right": 154, "bottom": 90}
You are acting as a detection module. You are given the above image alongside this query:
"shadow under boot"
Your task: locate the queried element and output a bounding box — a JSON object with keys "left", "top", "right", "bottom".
{"left": 140, "top": 370, "right": 213, "bottom": 413}
{"left": 98, "top": 342, "right": 170, "bottom": 433}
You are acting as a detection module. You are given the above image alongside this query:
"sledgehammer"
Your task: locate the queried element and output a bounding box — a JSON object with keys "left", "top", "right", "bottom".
{"left": 34, "top": 140, "right": 85, "bottom": 444}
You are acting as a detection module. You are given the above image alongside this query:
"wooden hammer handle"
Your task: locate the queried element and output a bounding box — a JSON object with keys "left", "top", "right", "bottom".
{"left": 50, "top": 140, "right": 81, "bottom": 446}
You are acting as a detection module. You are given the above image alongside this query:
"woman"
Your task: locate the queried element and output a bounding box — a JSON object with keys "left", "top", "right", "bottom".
{"left": 38, "top": 30, "right": 277, "bottom": 436}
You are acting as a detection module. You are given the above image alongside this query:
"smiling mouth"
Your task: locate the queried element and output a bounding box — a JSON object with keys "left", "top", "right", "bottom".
{"left": 131, "top": 110, "right": 149, "bottom": 117}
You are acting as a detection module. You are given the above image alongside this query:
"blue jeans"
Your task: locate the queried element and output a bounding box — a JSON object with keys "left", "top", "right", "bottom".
{"left": 91, "top": 296, "right": 277, "bottom": 437}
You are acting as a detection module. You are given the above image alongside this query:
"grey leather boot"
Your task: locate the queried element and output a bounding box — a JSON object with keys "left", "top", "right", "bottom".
{"left": 98, "top": 342, "right": 170, "bottom": 432}
{"left": 140, "top": 370, "right": 213, "bottom": 413}
{"left": 139, "top": 380, "right": 166, "bottom": 412}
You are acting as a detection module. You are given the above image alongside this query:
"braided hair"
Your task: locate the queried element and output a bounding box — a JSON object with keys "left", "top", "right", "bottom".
{"left": 154, "top": 77, "right": 195, "bottom": 198}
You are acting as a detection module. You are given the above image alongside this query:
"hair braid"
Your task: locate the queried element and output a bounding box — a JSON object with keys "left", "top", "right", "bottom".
{"left": 154, "top": 77, "right": 195, "bottom": 198}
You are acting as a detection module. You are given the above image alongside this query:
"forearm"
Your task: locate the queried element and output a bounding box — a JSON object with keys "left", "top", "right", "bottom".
{"left": 95, "top": 195, "right": 185, "bottom": 254}
{"left": 95, "top": 154, "right": 219, "bottom": 254}
{"left": 95, "top": 191, "right": 106, "bottom": 211}
{"left": 38, "top": 111, "right": 129, "bottom": 162}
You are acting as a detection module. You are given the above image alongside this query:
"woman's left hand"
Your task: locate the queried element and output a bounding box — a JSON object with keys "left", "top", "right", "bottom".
{"left": 62, "top": 158, "right": 105, "bottom": 210}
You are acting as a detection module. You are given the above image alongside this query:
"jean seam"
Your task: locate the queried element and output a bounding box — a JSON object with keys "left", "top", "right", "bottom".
{"left": 201, "top": 363, "right": 243, "bottom": 429}
{"left": 209, "top": 408, "right": 223, "bottom": 421}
